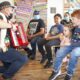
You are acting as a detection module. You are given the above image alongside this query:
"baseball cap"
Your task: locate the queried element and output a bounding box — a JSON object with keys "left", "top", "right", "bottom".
{"left": 0, "top": 1, "right": 14, "bottom": 10}
{"left": 33, "top": 10, "right": 40, "bottom": 15}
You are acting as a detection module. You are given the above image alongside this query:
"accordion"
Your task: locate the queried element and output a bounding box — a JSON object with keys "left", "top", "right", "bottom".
{"left": 10, "top": 22, "right": 29, "bottom": 48}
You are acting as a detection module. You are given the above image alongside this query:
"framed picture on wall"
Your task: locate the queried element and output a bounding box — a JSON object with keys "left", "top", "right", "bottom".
{"left": 50, "top": 7, "right": 56, "bottom": 14}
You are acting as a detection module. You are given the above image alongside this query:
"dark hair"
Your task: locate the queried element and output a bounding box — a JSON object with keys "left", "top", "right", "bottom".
{"left": 54, "top": 13, "right": 62, "bottom": 19}
{"left": 0, "top": 1, "right": 14, "bottom": 11}
{"left": 64, "top": 23, "right": 72, "bottom": 28}
{"left": 61, "top": 19, "right": 72, "bottom": 25}
{"left": 63, "top": 22, "right": 74, "bottom": 34}
{"left": 33, "top": 10, "right": 40, "bottom": 15}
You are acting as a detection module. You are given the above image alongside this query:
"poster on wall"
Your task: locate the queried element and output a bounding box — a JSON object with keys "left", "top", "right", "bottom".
{"left": 14, "top": 0, "right": 47, "bottom": 30}
{"left": 64, "top": 0, "right": 80, "bottom": 14}
{"left": 14, "top": 0, "right": 33, "bottom": 30}
{"left": 32, "top": 0, "right": 47, "bottom": 25}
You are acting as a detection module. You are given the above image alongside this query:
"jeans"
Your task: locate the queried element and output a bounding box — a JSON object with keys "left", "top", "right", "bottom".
{"left": 53, "top": 46, "right": 80, "bottom": 76}
{"left": 67, "top": 47, "right": 80, "bottom": 76}
{"left": 37, "top": 38, "right": 60, "bottom": 62}
{"left": 53, "top": 46, "right": 73, "bottom": 72}
{"left": 26, "top": 36, "right": 43, "bottom": 58}
{"left": 0, "top": 48, "right": 28, "bottom": 78}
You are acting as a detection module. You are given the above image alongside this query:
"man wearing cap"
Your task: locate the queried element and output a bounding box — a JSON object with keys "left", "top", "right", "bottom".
{"left": 0, "top": 1, "right": 28, "bottom": 80}
{"left": 24, "top": 10, "right": 45, "bottom": 60}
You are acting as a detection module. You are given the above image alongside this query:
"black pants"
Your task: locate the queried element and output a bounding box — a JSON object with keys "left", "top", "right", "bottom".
{"left": 37, "top": 38, "right": 60, "bottom": 62}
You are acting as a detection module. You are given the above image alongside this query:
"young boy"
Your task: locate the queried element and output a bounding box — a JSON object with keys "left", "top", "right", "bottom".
{"left": 37, "top": 14, "right": 63, "bottom": 68}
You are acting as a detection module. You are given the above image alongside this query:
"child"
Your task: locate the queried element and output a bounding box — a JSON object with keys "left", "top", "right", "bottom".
{"left": 49, "top": 9, "right": 80, "bottom": 80}
{"left": 60, "top": 24, "right": 72, "bottom": 47}
{"left": 60, "top": 24, "right": 73, "bottom": 63}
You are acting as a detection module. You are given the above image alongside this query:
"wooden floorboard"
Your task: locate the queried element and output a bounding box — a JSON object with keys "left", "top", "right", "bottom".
{"left": 0, "top": 50, "right": 80, "bottom": 80}
{"left": 13, "top": 59, "right": 80, "bottom": 80}
{"left": 13, "top": 51, "right": 80, "bottom": 80}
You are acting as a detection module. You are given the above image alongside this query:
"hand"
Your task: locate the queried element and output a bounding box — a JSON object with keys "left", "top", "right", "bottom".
{"left": 27, "top": 35, "right": 34, "bottom": 40}
{"left": 12, "top": 24, "right": 17, "bottom": 31}
{"left": 60, "top": 33, "right": 64, "bottom": 41}
{"left": 61, "top": 37, "right": 71, "bottom": 46}
{"left": 5, "top": 42, "right": 10, "bottom": 47}
{"left": 45, "top": 37, "right": 51, "bottom": 40}
{"left": 2, "top": 46, "right": 8, "bottom": 52}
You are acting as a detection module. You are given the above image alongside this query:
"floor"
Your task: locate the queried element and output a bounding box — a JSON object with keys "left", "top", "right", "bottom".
{"left": 0, "top": 50, "right": 80, "bottom": 80}
{"left": 13, "top": 50, "right": 80, "bottom": 80}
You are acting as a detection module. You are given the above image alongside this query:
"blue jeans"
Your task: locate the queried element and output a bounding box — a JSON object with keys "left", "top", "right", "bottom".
{"left": 25, "top": 36, "right": 42, "bottom": 58}
{"left": 67, "top": 47, "right": 80, "bottom": 76}
{"left": 0, "top": 48, "right": 28, "bottom": 78}
{"left": 53, "top": 46, "right": 80, "bottom": 76}
{"left": 53, "top": 46, "right": 73, "bottom": 72}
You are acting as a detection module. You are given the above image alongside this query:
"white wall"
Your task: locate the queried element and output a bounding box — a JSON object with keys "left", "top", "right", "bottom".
{"left": 47, "top": 0, "right": 64, "bottom": 32}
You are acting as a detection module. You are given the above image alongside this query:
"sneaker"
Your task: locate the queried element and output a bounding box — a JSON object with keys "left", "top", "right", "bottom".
{"left": 29, "top": 56, "right": 35, "bottom": 60}
{"left": 44, "top": 61, "right": 52, "bottom": 68}
{"left": 64, "top": 74, "right": 72, "bottom": 80}
{"left": 1, "top": 75, "right": 16, "bottom": 80}
{"left": 0, "top": 76, "right": 4, "bottom": 80}
{"left": 27, "top": 53, "right": 32, "bottom": 58}
{"left": 24, "top": 48, "right": 32, "bottom": 58}
{"left": 49, "top": 70, "right": 61, "bottom": 80}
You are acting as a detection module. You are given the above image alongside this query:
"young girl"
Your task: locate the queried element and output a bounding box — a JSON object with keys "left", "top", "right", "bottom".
{"left": 60, "top": 23, "right": 72, "bottom": 47}
{"left": 60, "top": 23, "right": 72, "bottom": 63}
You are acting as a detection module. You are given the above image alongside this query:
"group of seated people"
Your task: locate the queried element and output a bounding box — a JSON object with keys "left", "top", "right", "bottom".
{"left": 48, "top": 10, "right": 80, "bottom": 80}
{"left": 0, "top": 1, "right": 80, "bottom": 80}
{"left": 26, "top": 11, "right": 72, "bottom": 68}
{"left": 25, "top": 9, "right": 80, "bottom": 80}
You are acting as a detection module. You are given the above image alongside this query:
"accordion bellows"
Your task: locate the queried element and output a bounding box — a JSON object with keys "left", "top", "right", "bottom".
{"left": 10, "top": 22, "right": 29, "bottom": 48}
